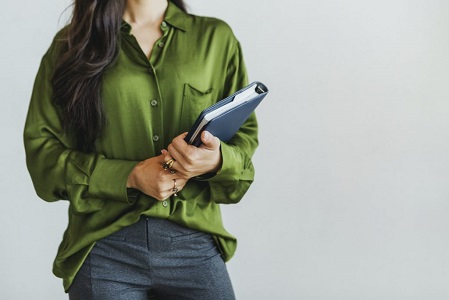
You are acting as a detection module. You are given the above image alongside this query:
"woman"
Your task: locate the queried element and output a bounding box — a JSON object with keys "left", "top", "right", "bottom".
{"left": 24, "top": 0, "right": 258, "bottom": 298}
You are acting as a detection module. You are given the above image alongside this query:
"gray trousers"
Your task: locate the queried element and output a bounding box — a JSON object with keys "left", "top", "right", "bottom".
{"left": 68, "top": 217, "right": 235, "bottom": 300}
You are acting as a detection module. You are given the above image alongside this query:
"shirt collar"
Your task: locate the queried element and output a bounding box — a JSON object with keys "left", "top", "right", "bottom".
{"left": 120, "top": 1, "right": 189, "bottom": 34}
{"left": 163, "top": 1, "right": 189, "bottom": 32}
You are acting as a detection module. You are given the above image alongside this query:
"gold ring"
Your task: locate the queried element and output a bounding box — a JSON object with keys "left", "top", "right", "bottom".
{"left": 163, "top": 158, "right": 175, "bottom": 170}
{"left": 168, "top": 159, "right": 175, "bottom": 169}
{"left": 172, "top": 179, "right": 178, "bottom": 196}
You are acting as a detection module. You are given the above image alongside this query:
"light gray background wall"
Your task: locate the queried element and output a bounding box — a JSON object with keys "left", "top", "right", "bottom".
{"left": 2, "top": 0, "right": 449, "bottom": 299}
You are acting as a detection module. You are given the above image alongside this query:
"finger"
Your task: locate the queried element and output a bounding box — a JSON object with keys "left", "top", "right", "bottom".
{"left": 160, "top": 162, "right": 182, "bottom": 180}
{"left": 170, "top": 161, "right": 194, "bottom": 179}
{"left": 158, "top": 179, "right": 182, "bottom": 199}
{"left": 167, "top": 143, "right": 188, "bottom": 169}
{"left": 160, "top": 154, "right": 188, "bottom": 178}
{"left": 200, "top": 131, "right": 220, "bottom": 150}
{"left": 170, "top": 135, "right": 192, "bottom": 160}
{"left": 161, "top": 149, "right": 172, "bottom": 161}
{"left": 153, "top": 153, "right": 168, "bottom": 164}
{"left": 166, "top": 178, "right": 185, "bottom": 197}
{"left": 172, "top": 132, "right": 188, "bottom": 139}
{"left": 176, "top": 178, "right": 187, "bottom": 190}
{"left": 161, "top": 151, "right": 178, "bottom": 171}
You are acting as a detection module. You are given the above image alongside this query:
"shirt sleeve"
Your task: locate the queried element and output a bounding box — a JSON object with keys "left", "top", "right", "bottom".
{"left": 24, "top": 48, "right": 139, "bottom": 214}
{"left": 200, "top": 41, "right": 259, "bottom": 204}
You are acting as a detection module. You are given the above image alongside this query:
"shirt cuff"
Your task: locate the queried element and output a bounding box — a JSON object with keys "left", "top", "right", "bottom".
{"left": 201, "top": 141, "right": 246, "bottom": 182}
{"left": 88, "top": 158, "right": 139, "bottom": 204}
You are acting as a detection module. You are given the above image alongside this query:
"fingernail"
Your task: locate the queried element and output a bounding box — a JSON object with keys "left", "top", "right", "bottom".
{"left": 204, "top": 131, "right": 210, "bottom": 140}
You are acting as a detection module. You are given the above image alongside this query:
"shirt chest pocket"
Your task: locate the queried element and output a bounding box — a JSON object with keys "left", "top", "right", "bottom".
{"left": 179, "top": 83, "right": 214, "bottom": 134}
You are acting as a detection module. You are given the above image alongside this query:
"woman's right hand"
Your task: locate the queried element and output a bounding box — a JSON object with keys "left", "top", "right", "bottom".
{"left": 127, "top": 154, "right": 187, "bottom": 201}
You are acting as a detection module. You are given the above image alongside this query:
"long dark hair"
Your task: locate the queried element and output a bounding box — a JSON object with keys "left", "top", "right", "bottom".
{"left": 52, "top": 0, "right": 187, "bottom": 152}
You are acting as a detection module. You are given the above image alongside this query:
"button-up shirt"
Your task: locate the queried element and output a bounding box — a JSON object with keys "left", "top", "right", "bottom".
{"left": 24, "top": 2, "right": 257, "bottom": 291}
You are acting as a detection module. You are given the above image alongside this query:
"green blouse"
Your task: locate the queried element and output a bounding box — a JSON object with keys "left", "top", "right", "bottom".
{"left": 24, "top": 2, "right": 258, "bottom": 292}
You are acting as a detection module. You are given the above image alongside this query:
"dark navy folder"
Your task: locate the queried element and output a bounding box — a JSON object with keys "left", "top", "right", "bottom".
{"left": 185, "top": 81, "right": 269, "bottom": 147}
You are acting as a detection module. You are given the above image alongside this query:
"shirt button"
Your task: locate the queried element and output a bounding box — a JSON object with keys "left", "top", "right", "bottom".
{"left": 162, "top": 201, "right": 168, "bottom": 207}
{"left": 152, "top": 135, "right": 160, "bottom": 142}
{"left": 150, "top": 99, "right": 158, "bottom": 107}
{"left": 158, "top": 42, "right": 164, "bottom": 48}
{"left": 161, "top": 21, "right": 167, "bottom": 28}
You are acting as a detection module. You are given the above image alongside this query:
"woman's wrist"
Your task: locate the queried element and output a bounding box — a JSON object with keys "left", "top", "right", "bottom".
{"left": 126, "top": 163, "right": 139, "bottom": 189}
{"left": 210, "top": 147, "right": 223, "bottom": 174}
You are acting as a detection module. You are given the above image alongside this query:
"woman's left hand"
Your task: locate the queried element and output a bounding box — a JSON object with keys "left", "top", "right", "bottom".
{"left": 163, "top": 131, "right": 222, "bottom": 179}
